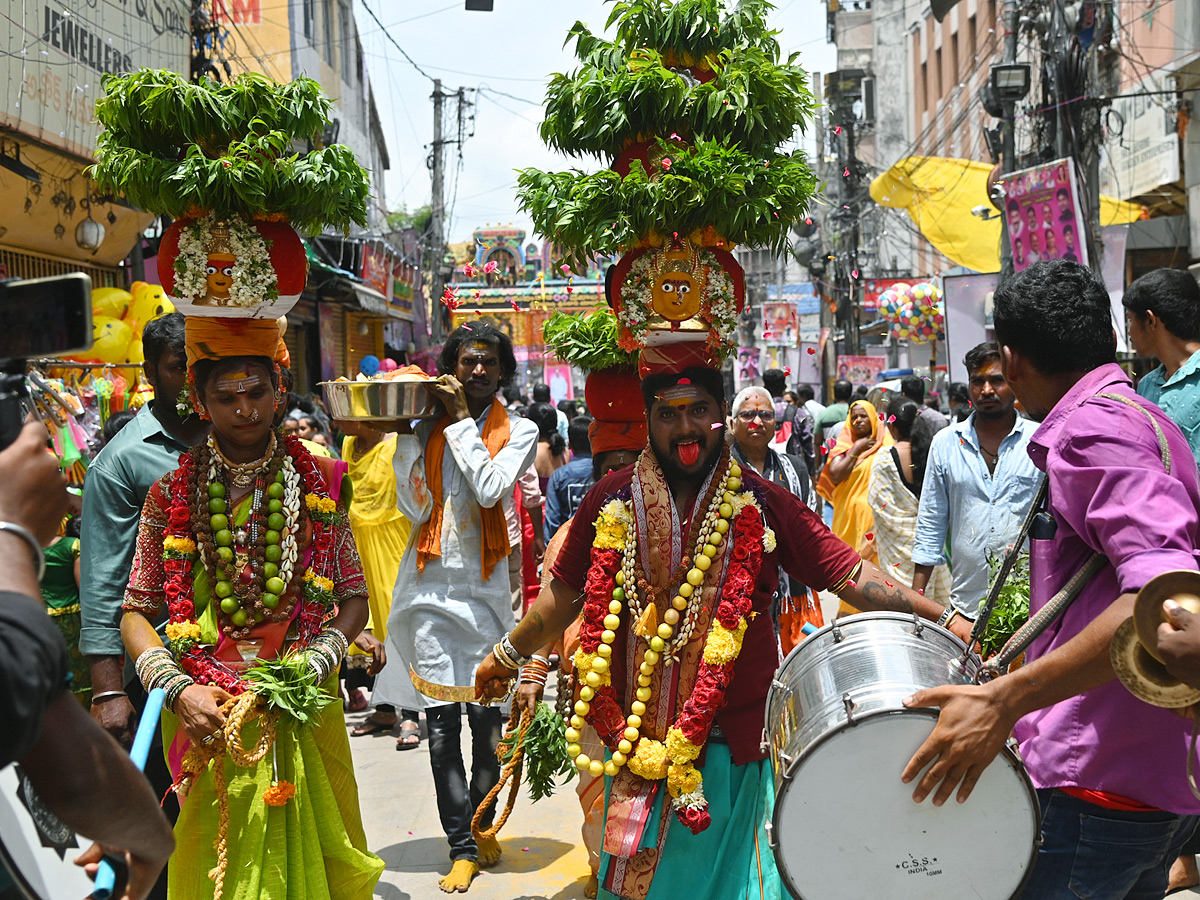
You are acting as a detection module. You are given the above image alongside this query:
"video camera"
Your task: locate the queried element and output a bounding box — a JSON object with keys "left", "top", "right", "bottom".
{"left": 0, "top": 273, "right": 93, "bottom": 451}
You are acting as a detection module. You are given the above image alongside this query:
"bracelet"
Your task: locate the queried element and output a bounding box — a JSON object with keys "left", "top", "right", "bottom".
{"left": 90, "top": 690, "right": 128, "bottom": 704}
{"left": 519, "top": 655, "right": 551, "bottom": 686}
{"left": 134, "top": 646, "right": 194, "bottom": 711}
{"left": 936, "top": 606, "right": 961, "bottom": 629}
{"left": 493, "top": 633, "right": 531, "bottom": 671}
{"left": 307, "top": 627, "right": 350, "bottom": 682}
{"left": 0, "top": 521, "right": 45, "bottom": 582}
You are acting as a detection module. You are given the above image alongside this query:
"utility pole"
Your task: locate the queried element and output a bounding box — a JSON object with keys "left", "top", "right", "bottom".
{"left": 998, "top": 0, "right": 1019, "bottom": 281}
{"left": 429, "top": 79, "right": 447, "bottom": 341}
{"left": 845, "top": 118, "right": 861, "bottom": 355}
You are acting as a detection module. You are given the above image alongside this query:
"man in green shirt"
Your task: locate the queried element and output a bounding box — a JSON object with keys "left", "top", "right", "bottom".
{"left": 1124, "top": 269, "right": 1200, "bottom": 465}
{"left": 815, "top": 378, "right": 853, "bottom": 444}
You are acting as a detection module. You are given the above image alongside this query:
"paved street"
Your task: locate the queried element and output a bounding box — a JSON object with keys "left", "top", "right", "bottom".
{"left": 349, "top": 683, "right": 592, "bottom": 900}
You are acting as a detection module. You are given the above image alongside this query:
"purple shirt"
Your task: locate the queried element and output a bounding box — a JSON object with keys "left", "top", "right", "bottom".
{"left": 1013, "top": 363, "right": 1200, "bottom": 812}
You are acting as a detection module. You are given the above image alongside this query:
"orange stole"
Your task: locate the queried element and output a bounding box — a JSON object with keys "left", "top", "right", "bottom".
{"left": 415, "top": 399, "right": 512, "bottom": 580}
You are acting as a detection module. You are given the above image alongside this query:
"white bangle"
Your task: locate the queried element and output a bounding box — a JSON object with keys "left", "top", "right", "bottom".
{"left": 0, "top": 522, "right": 45, "bottom": 581}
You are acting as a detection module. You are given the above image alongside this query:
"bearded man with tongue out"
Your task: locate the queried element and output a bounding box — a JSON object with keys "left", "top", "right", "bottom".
{"left": 475, "top": 349, "right": 972, "bottom": 900}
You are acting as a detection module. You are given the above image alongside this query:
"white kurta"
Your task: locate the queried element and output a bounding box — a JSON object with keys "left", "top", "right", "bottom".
{"left": 373, "top": 408, "right": 538, "bottom": 710}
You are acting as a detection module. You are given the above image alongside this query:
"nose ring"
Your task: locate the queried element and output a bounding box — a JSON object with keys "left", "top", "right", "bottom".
{"left": 250, "top": 408, "right": 260, "bottom": 422}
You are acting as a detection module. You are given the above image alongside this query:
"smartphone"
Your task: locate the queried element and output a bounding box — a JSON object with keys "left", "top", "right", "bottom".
{"left": 0, "top": 273, "right": 93, "bottom": 360}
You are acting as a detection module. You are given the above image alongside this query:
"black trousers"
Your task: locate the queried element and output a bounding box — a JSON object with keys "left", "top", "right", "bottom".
{"left": 424, "top": 703, "right": 501, "bottom": 861}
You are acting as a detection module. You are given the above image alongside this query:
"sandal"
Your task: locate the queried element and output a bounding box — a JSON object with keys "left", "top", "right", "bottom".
{"left": 347, "top": 688, "right": 368, "bottom": 712}
{"left": 395, "top": 720, "right": 420, "bottom": 751}
{"left": 351, "top": 716, "right": 396, "bottom": 737}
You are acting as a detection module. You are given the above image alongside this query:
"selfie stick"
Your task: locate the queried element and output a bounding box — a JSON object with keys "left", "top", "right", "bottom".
{"left": 92, "top": 688, "right": 166, "bottom": 900}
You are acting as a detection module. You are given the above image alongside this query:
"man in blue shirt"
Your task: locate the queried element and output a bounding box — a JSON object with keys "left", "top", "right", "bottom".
{"left": 912, "top": 341, "right": 1041, "bottom": 620}
{"left": 545, "top": 415, "right": 594, "bottom": 540}
{"left": 1125, "top": 268, "right": 1200, "bottom": 466}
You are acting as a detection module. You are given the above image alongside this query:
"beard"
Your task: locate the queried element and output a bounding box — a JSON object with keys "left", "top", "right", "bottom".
{"left": 649, "top": 428, "right": 724, "bottom": 487}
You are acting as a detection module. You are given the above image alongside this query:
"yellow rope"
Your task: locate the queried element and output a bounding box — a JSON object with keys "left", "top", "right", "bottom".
{"left": 177, "top": 691, "right": 276, "bottom": 900}
{"left": 470, "top": 707, "right": 533, "bottom": 844}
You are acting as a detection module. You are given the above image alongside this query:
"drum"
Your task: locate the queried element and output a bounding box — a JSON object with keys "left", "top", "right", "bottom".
{"left": 764, "top": 612, "right": 1040, "bottom": 900}
{"left": 0, "top": 763, "right": 97, "bottom": 900}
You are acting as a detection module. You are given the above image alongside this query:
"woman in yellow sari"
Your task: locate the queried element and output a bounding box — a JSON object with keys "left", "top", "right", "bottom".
{"left": 817, "top": 398, "right": 891, "bottom": 554}
{"left": 337, "top": 420, "right": 421, "bottom": 748}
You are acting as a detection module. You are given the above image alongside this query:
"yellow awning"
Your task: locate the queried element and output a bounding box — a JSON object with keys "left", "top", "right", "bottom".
{"left": 869, "top": 156, "right": 1142, "bottom": 273}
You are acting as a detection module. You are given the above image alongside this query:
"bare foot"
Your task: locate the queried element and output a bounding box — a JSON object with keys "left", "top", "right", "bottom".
{"left": 1169, "top": 855, "right": 1199, "bottom": 894}
{"left": 585, "top": 872, "right": 599, "bottom": 898}
{"left": 477, "top": 833, "right": 502, "bottom": 869}
{"left": 439, "top": 859, "right": 479, "bottom": 893}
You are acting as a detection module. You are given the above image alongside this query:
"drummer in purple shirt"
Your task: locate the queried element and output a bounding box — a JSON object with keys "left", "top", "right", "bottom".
{"left": 902, "top": 259, "right": 1200, "bottom": 900}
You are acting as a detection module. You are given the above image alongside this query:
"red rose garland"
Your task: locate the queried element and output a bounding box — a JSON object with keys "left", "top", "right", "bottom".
{"left": 162, "top": 434, "right": 337, "bottom": 693}
{"left": 576, "top": 501, "right": 765, "bottom": 833}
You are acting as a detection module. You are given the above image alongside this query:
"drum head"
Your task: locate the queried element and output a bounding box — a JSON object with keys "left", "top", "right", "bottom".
{"left": 773, "top": 711, "right": 1038, "bottom": 900}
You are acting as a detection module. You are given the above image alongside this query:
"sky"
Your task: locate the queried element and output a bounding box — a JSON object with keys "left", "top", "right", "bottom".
{"left": 357, "top": 0, "right": 837, "bottom": 246}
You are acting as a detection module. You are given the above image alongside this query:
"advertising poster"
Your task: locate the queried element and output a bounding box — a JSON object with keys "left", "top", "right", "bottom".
{"left": 1003, "top": 158, "right": 1088, "bottom": 272}
{"left": 835, "top": 355, "right": 887, "bottom": 388}
{"left": 543, "top": 363, "right": 574, "bottom": 402}
{"left": 737, "top": 346, "right": 762, "bottom": 385}
{"left": 762, "top": 302, "right": 800, "bottom": 346}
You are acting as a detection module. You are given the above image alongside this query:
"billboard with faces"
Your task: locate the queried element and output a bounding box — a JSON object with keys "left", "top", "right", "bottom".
{"left": 1002, "top": 158, "right": 1089, "bottom": 273}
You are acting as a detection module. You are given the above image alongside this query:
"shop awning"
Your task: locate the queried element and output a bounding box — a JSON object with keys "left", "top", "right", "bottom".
{"left": 351, "top": 282, "right": 390, "bottom": 315}
{"left": 869, "top": 156, "right": 1142, "bottom": 272}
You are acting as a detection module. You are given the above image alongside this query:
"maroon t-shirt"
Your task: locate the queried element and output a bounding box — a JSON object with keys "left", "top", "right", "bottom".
{"left": 551, "top": 466, "right": 860, "bottom": 764}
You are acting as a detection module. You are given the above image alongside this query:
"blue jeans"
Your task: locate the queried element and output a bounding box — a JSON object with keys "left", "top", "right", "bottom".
{"left": 1017, "top": 789, "right": 1199, "bottom": 900}
{"left": 425, "top": 702, "right": 502, "bottom": 861}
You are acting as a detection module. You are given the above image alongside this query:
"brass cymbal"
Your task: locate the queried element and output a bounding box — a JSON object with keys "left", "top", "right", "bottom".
{"left": 1132, "top": 570, "right": 1200, "bottom": 663}
{"left": 1111, "top": 618, "right": 1200, "bottom": 709}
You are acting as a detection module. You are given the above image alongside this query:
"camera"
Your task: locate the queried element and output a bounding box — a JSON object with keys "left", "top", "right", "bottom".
{"left": 0, "top": 273, "right": 93, "bottom": 450}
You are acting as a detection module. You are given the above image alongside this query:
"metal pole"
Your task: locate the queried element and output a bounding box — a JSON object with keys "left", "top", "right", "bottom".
{"left": 429, "top": 79, "right": 446, "bottom": 341}
{"left": 846, "top": 119, "right": 862, "bottom": 355}
{"left": 998, "top": 0, "right": 1019, "bottom": 280}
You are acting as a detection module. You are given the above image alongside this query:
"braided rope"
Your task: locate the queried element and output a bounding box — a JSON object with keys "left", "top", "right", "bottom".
{"left": 174, "top": 692, "right": 275, "bottom": 900}
{"left": 471, "top": 707, "right": 533, "bottom": 844}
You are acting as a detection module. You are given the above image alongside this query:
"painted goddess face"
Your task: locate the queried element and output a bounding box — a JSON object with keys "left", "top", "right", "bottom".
{"left": 652, "top": 270, "right": 701, "bottom": 321}
{"left": 205, "top": 253, "right": 236, "bottom": 301}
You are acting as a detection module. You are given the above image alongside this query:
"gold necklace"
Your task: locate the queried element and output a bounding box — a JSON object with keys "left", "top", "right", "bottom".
{"left": 209, "top": 432, "right": 276, "bottom": 488}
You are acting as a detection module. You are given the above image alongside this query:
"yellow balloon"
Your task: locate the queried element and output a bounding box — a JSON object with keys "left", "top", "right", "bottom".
{"left": 91, "top": 287, "right": 132, "bottom": 321}
{"left": 125, "top": 337, "right": 145, "bottom": 366}
{"left": 87, "top": 316, "right": 134, "bottom": 364}
{"left": 126, "top": 283, "right": 175, "bottom": 333}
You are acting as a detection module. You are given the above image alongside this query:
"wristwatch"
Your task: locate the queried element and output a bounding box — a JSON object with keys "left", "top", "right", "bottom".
{"left": 936, "top": 605, "right": 961, "bottom": 630}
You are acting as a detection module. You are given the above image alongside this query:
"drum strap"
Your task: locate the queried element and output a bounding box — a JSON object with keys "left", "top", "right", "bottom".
{"left": 976, "top": 392, "right": 1171, "bottom": 678}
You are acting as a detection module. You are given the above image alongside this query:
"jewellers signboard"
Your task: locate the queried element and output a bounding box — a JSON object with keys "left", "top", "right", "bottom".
{"left": 2, "top": 1, "right": 191, "bottom": 160}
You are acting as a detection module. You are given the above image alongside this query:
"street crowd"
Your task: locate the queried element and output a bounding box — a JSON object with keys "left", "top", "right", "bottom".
{"left": 6, "top": 260, "right": 1200, "bottom": 900}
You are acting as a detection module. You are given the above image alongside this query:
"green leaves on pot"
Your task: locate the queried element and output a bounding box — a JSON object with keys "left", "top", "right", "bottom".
{"left": 90, "top": 69, "right": 370, "bottom": 233}
{"left": 517, "top": 140, "right": 818, "bottom": 270}
{"left": 542, "top": 310, "right": 639, "bottom": 372}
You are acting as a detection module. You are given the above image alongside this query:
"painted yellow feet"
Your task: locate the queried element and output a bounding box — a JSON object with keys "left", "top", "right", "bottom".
{"left": 477, "top": 833, "right": 503, "bottom": 869}
{"left": 585, "top": 872, "right": 599, "bottom": 898}
{"left": 438, "top": 859, "right": 479, "bottom": 893}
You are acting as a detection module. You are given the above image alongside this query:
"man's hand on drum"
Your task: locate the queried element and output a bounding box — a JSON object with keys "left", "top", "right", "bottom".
{"left": 475, "top": 653, "right": 518, "bottom": 704}
{"left": 946, "top": 614, "right": 975, "bottom": 647}
{"left": 900, "top": 681, "right": 1016, "bottom": 806}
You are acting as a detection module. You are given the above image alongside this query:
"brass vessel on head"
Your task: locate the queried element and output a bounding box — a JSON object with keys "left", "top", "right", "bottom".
{"left": 1110, "top": 570, "right": 1200, "bottom": 708}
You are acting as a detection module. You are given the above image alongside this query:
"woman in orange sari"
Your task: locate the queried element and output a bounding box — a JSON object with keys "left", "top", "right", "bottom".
{"left": 817, "top": 398, "right": 890, "bottom": 554}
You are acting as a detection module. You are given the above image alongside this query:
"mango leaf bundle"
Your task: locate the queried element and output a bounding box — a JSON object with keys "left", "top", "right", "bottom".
{"left": 498, "top": 701, "right": 577, "bottom": 802}
{"left": 242, "top": 654, "right": 337, "bottom": 726}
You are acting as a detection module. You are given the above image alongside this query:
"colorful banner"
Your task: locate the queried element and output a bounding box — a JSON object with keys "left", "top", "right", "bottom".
{"left": 835, "top": 354, "right": 887, "bottom": 388}
{"left": 1003, "top": 158, "right": 1088, "bottom": 272}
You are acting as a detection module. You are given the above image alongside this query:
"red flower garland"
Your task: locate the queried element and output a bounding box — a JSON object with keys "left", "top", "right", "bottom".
{"left": 577, "top": 501, "right": 765, "bottom": 832}
{"left": 162, "top": 434, "right": 338, "bottom": 692}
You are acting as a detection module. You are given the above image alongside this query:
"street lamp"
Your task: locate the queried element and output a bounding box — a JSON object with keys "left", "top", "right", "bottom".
{"left": 989, "top": 63, "right": 1031, "bottom": 101}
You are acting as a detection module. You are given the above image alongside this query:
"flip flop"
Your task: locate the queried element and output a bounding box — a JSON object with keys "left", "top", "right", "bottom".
{"left": 351, "top": 717, "right": 395, "bottom": 737}
{"left": 396, "top": 720, "right": 420, "bottom": 751}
